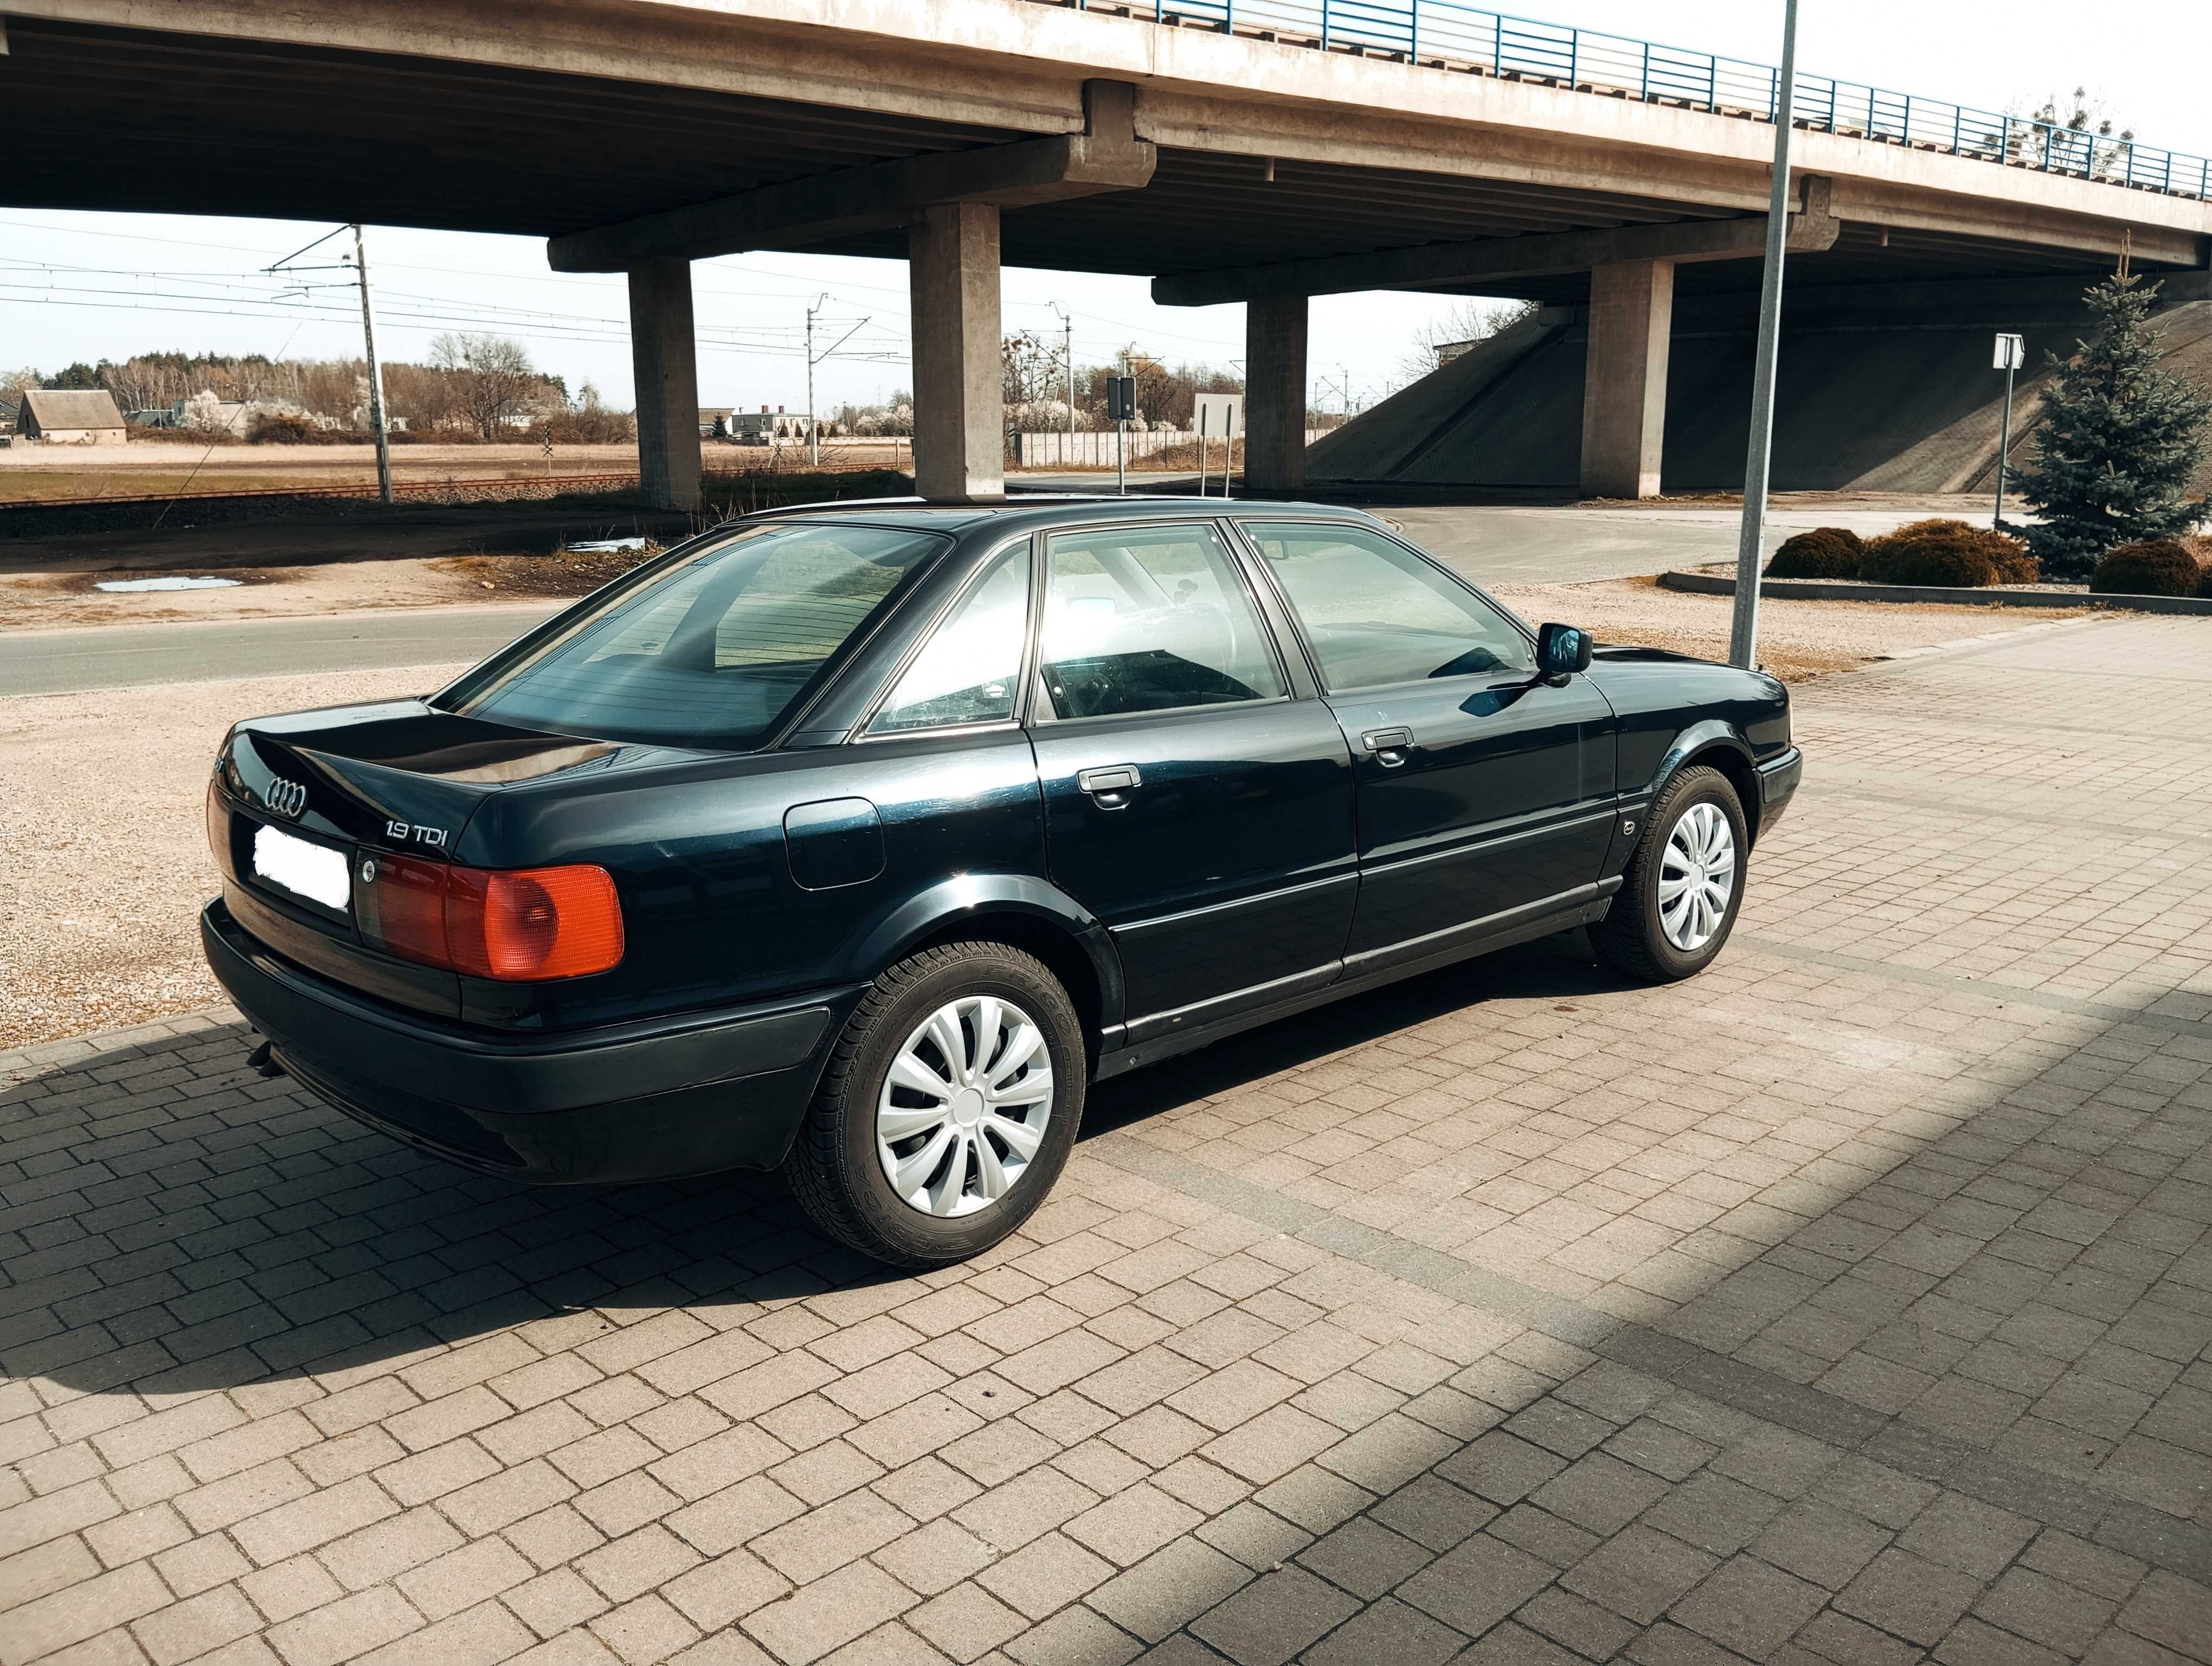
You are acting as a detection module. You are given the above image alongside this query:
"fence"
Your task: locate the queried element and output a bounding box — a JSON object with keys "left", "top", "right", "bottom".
{"left": 1033, "top": 0, "right": 2209, "bottom": 201}
{"left": 1008, "top": 427, "right": 1332, "bottom": 467}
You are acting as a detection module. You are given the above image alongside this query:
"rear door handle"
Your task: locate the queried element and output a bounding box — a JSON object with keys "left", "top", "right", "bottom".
{"left": 1360, "top": 727, "right": 1413, "bottom": 766}
{"left": 1077, "top": 765, "right": 1142, "bottom": 796}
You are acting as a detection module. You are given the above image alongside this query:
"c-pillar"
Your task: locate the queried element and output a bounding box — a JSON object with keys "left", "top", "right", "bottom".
{"left": 1579, "top": 258, "right": 1675, "bottom": 500}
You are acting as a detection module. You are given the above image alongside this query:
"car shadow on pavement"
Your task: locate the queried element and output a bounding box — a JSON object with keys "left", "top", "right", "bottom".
{"left": 6, "top": 947, "right": 2208, "bottom": 1663}
{"left": 4, "top": 937, "right": 1615, "bottom": 1402}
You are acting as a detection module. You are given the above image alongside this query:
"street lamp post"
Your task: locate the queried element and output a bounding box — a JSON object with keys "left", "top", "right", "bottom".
{"left": 1727, "top": 0, "right": 1803, "bottom": 671}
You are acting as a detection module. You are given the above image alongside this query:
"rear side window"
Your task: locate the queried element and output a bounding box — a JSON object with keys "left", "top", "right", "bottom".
{"left": 869, "top": 546, "right": 1031, "bottom": 734}
{"left": 1040, "top": 524, "right": 1284, "bottom": 720}
{"left": 448, "top": 523, "right": 948, "bottom": 748}
{"left": 1240, "top": 521, "right": 1534, "bottom": 689}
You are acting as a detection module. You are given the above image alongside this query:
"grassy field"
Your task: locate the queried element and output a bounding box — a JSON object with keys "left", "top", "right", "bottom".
{"left": 0, "top": 439, "right": 912, "bottom": 503}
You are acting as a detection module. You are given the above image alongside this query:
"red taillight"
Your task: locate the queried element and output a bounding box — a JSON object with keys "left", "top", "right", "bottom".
{"left": 374, "top": 854, "right": 453, "bottom": 969}
{"left": 448, "top": 865, "right": 623, "bottom": 981}
{"left": 364, "top": 857, "right": 623, "bottom": 982}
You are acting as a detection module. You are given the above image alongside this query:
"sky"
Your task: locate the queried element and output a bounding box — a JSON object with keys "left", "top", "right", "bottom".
{"left": 3, "top": 0, "right": 2204, "bottom": 418}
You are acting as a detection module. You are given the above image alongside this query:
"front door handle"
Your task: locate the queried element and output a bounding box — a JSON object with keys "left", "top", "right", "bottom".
{"left": 1077, "top": 764, "right": 1142, "bottom": 803}
{"left": 1360, "top": 727, "right": 1413, "bottom": 766}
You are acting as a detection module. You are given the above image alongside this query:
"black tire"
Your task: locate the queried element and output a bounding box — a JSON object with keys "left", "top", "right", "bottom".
{"left": 1593, "top": 764, "right": 1748, "bottom": 983}
{"left": 783, "top": 941, "right": 1086, "bottom": 1267}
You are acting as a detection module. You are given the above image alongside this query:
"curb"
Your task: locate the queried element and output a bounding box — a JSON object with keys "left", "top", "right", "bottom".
{"left": 1661, "top": 570, "right": 2212, "bottom": 615}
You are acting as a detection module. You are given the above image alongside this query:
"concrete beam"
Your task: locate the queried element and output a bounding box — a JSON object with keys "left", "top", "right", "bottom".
{"left": 628, "top": 259, "right": 702, "bottom": 512}
{"left": 1244, "top": 296, "right": 1308, "bottom": 496}
{"left": 909, "top": 203, "right": 1004, "bottom": 503}
{"left": 552, "top": 80, "right": 1151, "bottom": 272}
{"left": 1156, "top": 179, "right": 1838, "bottom": 306}
{"left": 1579, "top": 259, "right": 1674, "bottom": 499}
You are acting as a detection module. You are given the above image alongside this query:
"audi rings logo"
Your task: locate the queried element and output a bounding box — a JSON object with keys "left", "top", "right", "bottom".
{"left": 265, "top": 778, "right": 308, "bottom": 820}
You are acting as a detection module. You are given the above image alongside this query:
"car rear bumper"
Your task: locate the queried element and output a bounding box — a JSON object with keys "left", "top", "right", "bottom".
{"left": 202, "top": 899, "right": 856, "bottom": 1183}
{"left": 1755, "top": 746, "right": 1803, "bottom": 835}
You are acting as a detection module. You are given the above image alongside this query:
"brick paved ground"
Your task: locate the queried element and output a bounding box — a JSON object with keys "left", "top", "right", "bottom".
{"left": 4, "top": 613, "right": 2209, "bottom": 1666}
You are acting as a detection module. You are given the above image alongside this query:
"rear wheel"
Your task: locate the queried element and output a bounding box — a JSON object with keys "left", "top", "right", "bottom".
{"left": 783, "top": 941, "right": 1085, "bottom": 1266}
{"left": 1593, "top": 764, "right": 1747, "bottom": 983}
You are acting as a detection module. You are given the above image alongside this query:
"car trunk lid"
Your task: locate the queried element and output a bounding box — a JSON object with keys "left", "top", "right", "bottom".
{"left": 213, "top": 701, "right": 633, "bottom": 1018}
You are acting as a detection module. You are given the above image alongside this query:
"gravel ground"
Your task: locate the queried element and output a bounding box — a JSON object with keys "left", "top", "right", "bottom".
{"left": 0, "top": 586, "right": 2122, "bottom": 1050}
{"left": 1493, "top": 575, "right": 2100, "bottom": 680}
{"left": 0, "top": 664, "right": 466, "bottom": 1049}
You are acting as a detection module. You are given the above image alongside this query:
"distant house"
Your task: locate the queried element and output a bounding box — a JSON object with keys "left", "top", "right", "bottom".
{"left": 20, "top": 388, "right": 129, "bottom": 445}
{"left": 700, "top": 407, "right": 734, "bottom": 439}
{"left": 729, "top": 406, "right": 818, "bottom": 444}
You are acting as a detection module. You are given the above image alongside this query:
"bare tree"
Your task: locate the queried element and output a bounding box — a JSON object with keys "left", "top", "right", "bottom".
{"left": 428, "top": 332, "right": 545, "bottom": 439}
{"left": 1396, "top": 298, "right": 1540, "bottom": 386}
{"left": 1, "top": 367, "right": 41, "bottom": 414}
{"left": 2009, "top": 87, "right": 2136, "bottom": 174}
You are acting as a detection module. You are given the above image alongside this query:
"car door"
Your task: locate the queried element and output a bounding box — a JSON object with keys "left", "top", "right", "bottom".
{"left": 1026, "top": 518, "right": 1357, "bottom": 1037}
{"left": 1237, "top": 519, "right": 1617, "bottom": 968}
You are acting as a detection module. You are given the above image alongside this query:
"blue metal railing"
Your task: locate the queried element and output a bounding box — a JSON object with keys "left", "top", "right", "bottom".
{"left": 1047, "top": 0, "right": 2210, "bottom": 201}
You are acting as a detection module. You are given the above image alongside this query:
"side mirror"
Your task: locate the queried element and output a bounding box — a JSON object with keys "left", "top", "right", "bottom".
{"left": 1537, "top": 623, "right": 1593, "bottom": 680}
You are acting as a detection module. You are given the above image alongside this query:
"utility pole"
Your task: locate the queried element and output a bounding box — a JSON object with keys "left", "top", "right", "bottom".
{"left": 802, "top": 296, "right": 867, "bottom": 470}
{"left": 1051, "top": 303, "right": 1074, "bottom": 450}
{"left": 351, "top": 225, "right": 393, "bottom": 505}
{"left": 1727, "top": 0, "right": 1801, "bottom": 671}
{"left": 806, "top": 293, "right": 825, "bottom": 468}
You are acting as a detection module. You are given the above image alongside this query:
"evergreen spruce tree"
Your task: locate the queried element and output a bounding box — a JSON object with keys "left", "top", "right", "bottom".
{"left": 2016, "top": 274, "right": 2212, "bottom": 579}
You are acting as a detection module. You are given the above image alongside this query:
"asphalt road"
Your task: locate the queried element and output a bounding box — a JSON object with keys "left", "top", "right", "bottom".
{"left": 1, "top": 604, "right": 560, "bottom": 698}
{"left": 4, "top": 503, "right": 1943, "bottom": 696}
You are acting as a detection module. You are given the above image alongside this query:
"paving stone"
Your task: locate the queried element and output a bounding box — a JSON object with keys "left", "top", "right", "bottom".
{"left": 1397, "top": 1533, "right": 1556, "bottom": 1636}
{"left": 11, "top": 623, "right": 2212, "bottom": 1666}
{"left": 1836, "top": 1548, "right": 1988, "bottom": 1646}
{"left": 1189, "top": 1567, "right": 1360, "bottom": 1666}
{"left": 1667, "top": 1553, "right": 1831, "bottom": 1658}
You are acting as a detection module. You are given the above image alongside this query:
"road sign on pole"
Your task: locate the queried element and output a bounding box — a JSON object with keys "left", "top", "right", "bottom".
{"left": 1992, "top": 333, "right": 2025, "bottom": 528}
{"left": 1194, "top": 394, "right": 1243, "bottom": 498}
{"left": 1107, "top": 376, "right": 1137, "bottom": 496}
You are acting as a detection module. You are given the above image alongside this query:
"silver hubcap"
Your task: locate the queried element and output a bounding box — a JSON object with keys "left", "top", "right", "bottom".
{"left": 877, "top": 996, "right": 1054, "bottom": 1218}
{"left": 1659, "top": 801, "right": 1736, "bottom": 952}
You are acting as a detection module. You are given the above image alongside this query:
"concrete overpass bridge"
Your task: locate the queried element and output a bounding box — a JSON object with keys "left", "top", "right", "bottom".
{"left": 5, "top": 0, "right": 2207, "bottom": 504}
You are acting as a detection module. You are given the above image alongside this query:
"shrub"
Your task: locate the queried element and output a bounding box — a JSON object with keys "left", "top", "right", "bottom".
{"left": 1861, "top": 518, "right": 2035, "bottom": 588}
{"left": 1766, "top": 527, "right": 1866, "bottom": 580}
{"left": 2089, "top": 538, "right": 2204, "bottom": 597}
{"left": 246, "top": 412, "right": 349, "bottom": 445}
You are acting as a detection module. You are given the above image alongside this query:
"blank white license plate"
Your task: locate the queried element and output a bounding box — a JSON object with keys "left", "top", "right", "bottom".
{"left": 252, "top": 823, "right": 351, "bottom": 912}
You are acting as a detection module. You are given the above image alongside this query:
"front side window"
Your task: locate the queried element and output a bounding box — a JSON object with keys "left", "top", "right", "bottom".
{"left": 869, "top": 546, "right": 1030, "bottom": 734}
{"left": 447, "top": 522, "right": 948, "bottom": 748}
{"left": 1040, "top": 523, "right": 1284, "bottom": 720}
{"left": 1240, "top": 521, "right": 1534, "bottom": 690}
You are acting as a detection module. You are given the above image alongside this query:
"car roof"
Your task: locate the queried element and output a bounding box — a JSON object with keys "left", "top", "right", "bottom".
{"left": 732, "top": 495, "right": 1388, "bottom": 538}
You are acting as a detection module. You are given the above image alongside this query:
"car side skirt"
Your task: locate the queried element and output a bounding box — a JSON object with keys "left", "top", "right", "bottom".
{"left": 1095, "top": 882, "right": 1615, "bottom": 1081}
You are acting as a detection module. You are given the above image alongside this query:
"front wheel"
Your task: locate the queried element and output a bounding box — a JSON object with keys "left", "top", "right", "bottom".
{"left": 783, "top": 941, "right": 1086, "bottom": 1267}
{"left": 1593, "top": 765, "right": 1747, "bottom": 983}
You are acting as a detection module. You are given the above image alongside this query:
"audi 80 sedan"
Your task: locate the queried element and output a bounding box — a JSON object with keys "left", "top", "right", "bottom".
{"left": 203, "top": 499, "right": 1800, "bottom": 1265}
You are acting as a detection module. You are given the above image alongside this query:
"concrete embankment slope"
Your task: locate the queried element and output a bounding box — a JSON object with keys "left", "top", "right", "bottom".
{"left": 1311, "top": 273, "right": 2212, "bottom": 496}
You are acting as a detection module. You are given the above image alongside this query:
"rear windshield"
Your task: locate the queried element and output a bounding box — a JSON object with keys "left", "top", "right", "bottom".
{"left": 445, "top": 522, "right": 949, "bottom": 748}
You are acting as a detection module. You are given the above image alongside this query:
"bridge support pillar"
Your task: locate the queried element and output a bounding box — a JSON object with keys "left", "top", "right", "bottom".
{"left": 909, "top": 202, "right": 1004, "bottom": 501}
{"left": 1244, "top": 294, "right": 1308, "bottom": 495}
{"left": 1579, "top": 257, "right": 1675, "bottom": 499}
{"left": 628, "top": 258, "right": 703, "bottom": 512}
